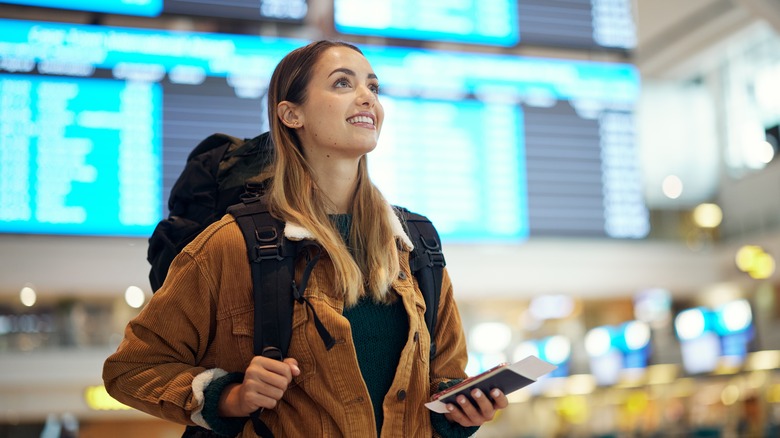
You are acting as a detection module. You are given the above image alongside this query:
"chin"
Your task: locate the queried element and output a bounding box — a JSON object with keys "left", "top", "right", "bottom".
{"left": 349, "top": 137, "right": 379, "bottom": 153}
{"left": 354, "top": 144, "right": 377, "bottom": 156}
{"left": 363, "top": 139, "right": 379, "bottom": 152}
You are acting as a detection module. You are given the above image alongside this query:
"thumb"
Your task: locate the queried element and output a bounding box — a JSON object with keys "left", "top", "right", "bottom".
{"left": 284, "top": 357, "right": 301, "bottom": 376}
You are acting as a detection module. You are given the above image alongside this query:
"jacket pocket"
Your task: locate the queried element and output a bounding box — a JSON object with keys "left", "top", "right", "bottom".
{"left": 413, "top": 295, "right": 431, "bottom": 366}
{"left": 226, "top": 306, "right": 317, "bottom": 387}
{"left": 226, "top": 308, "right": 255, "bottom": 361}
{"left": 288, "top": 303, "right": 317, "bottom": 386}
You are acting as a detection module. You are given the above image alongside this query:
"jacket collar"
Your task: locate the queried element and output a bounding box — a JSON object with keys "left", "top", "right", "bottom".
{"left": 283, "top": 203, "right": 414, "bottom": 251}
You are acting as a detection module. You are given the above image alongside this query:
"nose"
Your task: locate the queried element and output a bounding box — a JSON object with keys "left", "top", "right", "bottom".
{"left": 357, "top": 84, "right": 377, "bottom": 107}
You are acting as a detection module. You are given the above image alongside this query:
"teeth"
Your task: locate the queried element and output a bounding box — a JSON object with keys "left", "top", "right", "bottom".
{"left": 347, "top": 115, "right": 374, "bottom": 125}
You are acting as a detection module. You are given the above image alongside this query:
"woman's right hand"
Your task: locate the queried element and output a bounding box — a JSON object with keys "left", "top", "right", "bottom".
{"left": 218, "top": 356, "right": 301, "bottom": 417}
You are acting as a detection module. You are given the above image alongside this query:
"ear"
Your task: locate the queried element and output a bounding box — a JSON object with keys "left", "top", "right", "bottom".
{"left": 277, "top": 101, "right": 303, "bottom": 129}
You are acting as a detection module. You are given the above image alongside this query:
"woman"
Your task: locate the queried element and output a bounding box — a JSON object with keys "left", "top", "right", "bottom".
{"left": 103, "top": 40, "right": 508, "bottom": 437}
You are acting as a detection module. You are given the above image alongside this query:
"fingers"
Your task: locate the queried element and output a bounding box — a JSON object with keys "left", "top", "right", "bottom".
{"left": 284, "top": 358, "right": 301, "bottom": 377}
{"left": 470, "top": 388, "right": 496, "bottom": 418}
{"left": 455, "top": 390, "right": 493, "bottom": 425}
{"left": 241, "top": 375, "right": 286, "bottom": 401}
{"left": 247, "top": 356, "right": 294, "bottom": 387}
{"left": 237, "top": 356, "right": 303, "bottom": 412}
{"left": 443, "top": 388, "right": 508, "bottom": 427}
{"left": 489, "top": 388, "right": 509, "bottom": 409}
{"left": 242, "top": 386, "right": 283, "bottom": 410}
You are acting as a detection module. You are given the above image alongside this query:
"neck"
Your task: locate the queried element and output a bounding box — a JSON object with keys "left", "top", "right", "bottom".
{"left": 309, "top": 157, "right": 360, "bottom": 214}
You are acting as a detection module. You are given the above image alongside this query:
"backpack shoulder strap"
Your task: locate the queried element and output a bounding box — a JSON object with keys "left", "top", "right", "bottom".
{"left": 396, "top": 207, "right": 445, "bottom": 360}
{"left": 227, "top": 196, "right": 336, "bottom": 359}
{"left": 227, "top": 197, "right": 297, "bottom": 360}
{"left": 228, "top": 197, "right": 288, "bottom": 438}
{"left": 228, "top": 196, "right": 336, "bottom": 438}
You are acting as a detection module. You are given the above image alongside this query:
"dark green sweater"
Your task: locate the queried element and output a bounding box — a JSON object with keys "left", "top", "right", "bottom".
{"left": 343, "top": 296, "right": 407, "bottom": 436}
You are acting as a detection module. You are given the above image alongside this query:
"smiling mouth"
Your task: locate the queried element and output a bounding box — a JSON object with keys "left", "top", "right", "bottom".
{"left": 347, "top": 115, "right": 375, "bottom": 126}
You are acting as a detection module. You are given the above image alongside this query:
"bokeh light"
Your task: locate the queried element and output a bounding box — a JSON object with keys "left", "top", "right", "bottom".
{"left": 124, "top": 286, "right": 146, "bottom": 309}
{"left": 692, "top": 203, "right": 723, "bottom": 228}
{"left": 20, "top": 286, "right": 37, "bottom": 307}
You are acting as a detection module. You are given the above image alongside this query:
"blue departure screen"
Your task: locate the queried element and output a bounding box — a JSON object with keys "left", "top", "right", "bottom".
{"left": 334, "top": 0, "right": 636, "bottom": 50}
{"left": 0, "top": 0, "right": 307, "bottom": 21}
{"left": 335, "top": 0, "right": 519, "bottom": 47}
{"left": 370, "top": 98, "right": 528, "bottom": 242}
{"left": 0, "top": 74, "right": 162, "bottom": 236}
{"left": 0, "top": 19, "right": 646, "bottom": 240}
{"left": 1, "top": 0, "right": 162, "bottom": 16}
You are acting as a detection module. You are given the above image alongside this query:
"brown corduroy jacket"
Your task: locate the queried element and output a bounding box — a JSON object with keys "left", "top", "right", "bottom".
{"left": 103, "top": 208, "right": 471, "bottom": 437}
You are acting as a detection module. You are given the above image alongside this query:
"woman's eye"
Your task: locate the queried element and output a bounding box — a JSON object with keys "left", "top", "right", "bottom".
{"left": 335, "top": 78, "right": 350, "bottom": 88}
{"left": 369, "top": 84, "right": 380, "bottom": 94}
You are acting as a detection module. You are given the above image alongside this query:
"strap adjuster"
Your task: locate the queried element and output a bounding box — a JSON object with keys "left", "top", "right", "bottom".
{"left": 252, "top": 226, "right": 283, "bottom": 262}
{"left": 253, "top": 244, "right": 283, "bottom": 261}
{"left": 425, "top": 248, "right": 445, "bottom": 268}
{"left": 419, "top": 235, "right": 445, "bottom": 268}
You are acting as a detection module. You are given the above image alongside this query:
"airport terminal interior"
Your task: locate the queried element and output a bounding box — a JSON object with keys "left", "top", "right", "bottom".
{"left": 1, "top": 0, "right": 780, "bottom": 436}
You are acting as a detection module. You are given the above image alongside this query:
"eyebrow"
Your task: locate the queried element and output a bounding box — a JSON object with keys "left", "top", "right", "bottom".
{"left": 328, "top": 67, "right": 378, "bottom": 80}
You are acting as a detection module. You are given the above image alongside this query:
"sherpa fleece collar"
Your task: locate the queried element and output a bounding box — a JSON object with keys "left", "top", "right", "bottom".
{"left": 283, "top": 203, "right": 414, "bottom": 251}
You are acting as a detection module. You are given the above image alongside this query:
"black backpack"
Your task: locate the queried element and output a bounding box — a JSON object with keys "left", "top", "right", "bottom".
{"left": 148, "top": 132, "right": 446, "bottom": 437}
{"left": 147, "top": 132, "right": 275, "bottom": 292}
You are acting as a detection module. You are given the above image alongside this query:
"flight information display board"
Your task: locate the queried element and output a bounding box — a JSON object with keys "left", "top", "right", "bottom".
{"left": 334, "top": 0, "right": 635, "bottom": 50}
{"left": 335, "top": 0, "right": 519, "bottom": 47}
{"left": 370, "top": 98, "right": 527, "bottom": 241}
{"left": 0, "top": 19, "right": 647, "bottom": 240}
{"left": 0, "top": 0, "right": 307, "bottom": 21}
{"left": 1, "top": 75, "right": 161, "bottom": 236}
{"left": 1, "top": 0, "right": 162, "bottom": 16}
{"left": 164, "top": 0, "right": 307, "bottom": 21}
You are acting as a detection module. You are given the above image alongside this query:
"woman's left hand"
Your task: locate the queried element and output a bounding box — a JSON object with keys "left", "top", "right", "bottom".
{"left": 443, "top": 388, "right": 509, "bottom": 427}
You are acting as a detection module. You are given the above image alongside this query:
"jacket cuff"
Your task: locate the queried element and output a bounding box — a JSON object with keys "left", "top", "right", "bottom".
{"left": 191, "top": 368, "right": 228, "bottom": 428}
{"left": 190, "top": 368, "right": 246, "bottom": 436}
{"left": 431, "top": 379, "right": 481, "bottom": 438}
{"left": 201, "top": 371, "right": 247, "bottom": 437}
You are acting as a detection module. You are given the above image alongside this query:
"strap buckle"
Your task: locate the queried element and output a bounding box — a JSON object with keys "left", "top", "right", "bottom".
{"left": 420, "top": 236, "right": 445, "bottom": 268}
{"left": 252, "top": 226, "right": 283, "bottom": 262}
{"left": 425, "top": 249, "right": 445, "bottom": 268}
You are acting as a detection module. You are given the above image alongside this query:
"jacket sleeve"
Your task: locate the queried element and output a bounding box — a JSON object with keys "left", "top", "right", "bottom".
{"left": 428, "top": 268, "right": 481, "bottom": 437}
{"left": 102, "top": 247, "right": 222, "bottom": 427}
{"left": 428, "top": 267, "right": 469, "bottom": 392}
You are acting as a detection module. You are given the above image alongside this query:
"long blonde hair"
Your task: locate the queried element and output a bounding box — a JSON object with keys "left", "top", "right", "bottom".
{"left": 265, "top": 40, "right": 400, "bottom": 306}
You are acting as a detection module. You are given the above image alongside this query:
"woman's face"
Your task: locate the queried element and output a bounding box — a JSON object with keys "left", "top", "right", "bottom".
{"left": 284, "top": 46, "right": 384, "bottom": 161}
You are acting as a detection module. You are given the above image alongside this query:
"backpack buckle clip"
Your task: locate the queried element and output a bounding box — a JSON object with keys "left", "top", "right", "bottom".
{"left": 425, "top": 248, "right": 445, "bottom": 268}
{"left": 420, "top": 236, "right": 445, "bottom": 268}
{"left": 253, "top": 226, "right": 283, "bottom": 262}
{"left": 253, "top": 243, "right": 283, "bottom": 261}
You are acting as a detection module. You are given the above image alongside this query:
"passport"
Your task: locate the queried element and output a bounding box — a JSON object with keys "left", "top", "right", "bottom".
{"left": 425, "top": 355, "right": 556, "bottom": 414}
